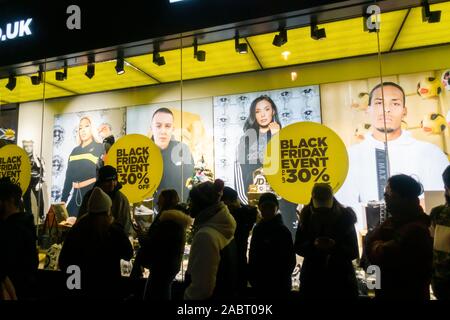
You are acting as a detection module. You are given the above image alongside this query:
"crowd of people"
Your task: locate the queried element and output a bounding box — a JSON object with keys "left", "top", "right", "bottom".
{"left": 1, "top": 165, "right": 450, "bottom": 301}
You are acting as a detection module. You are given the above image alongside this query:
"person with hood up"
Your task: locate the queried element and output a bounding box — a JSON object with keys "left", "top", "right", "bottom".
{"left": 59, "top": 187, "right": 133, "bottom": 299}
{"left": 365, "top": 174, "right": 433, "bottom": 300}
{"left": 0, "top": 178, "right": 38, "bottom": 300}
{"left": 295, "top": 183, "right": 359, "bottom": 299}
{"left": 78, "top": 165, "right": 132, "bottom": 235}
{"left": 184, "top": 179, "right": 238, "bottom": 300}
{"left": 137, "top": 189, "right": 192, "bottom": 300}
{"left": 248, "top": 192, "right": 296, "bottom": 299}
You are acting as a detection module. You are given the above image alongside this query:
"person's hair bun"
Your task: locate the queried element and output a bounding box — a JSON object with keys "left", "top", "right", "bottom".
{"left": 213, "top": 179, "right": 225, "bottom": 193}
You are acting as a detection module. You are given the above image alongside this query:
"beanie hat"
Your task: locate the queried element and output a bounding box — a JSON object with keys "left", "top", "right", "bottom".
{"left": 88, "top": 187, "right": 112, "bottom": 214}
{"left": 98, "top": 165, "right": 118, "bottom": 182}
{"left": 189, "top": 179, "right": 224, "bottom": 207}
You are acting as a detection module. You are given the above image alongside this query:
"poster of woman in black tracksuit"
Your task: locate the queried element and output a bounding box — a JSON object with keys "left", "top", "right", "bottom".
{"left": 61, "top": 116, "right": 104, "bottom": 217}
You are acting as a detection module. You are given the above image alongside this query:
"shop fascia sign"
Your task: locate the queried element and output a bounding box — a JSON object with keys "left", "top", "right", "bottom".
{"left": 0, "top": 18, "right": 33, "bottom": 43}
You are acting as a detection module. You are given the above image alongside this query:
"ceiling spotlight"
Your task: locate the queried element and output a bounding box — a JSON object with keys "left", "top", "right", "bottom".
{"left": 281, "top": 51, "right": 291, "bottom": 61}
{"left": 235, "top": 34, "right": 248, "bottom": 54}
{"left": 5, "top": 75, "right": 16, "bottom": 91}
{"left": 153, "top": 43, "right": 166, "bottom": 66}
{"left": 85, "top": 63, "right": 95, "bottom": 79}
{"left": 422, "top": 0, "right": 441, "bottom": 23}
{"left": 193, "top": 38, "right": 206, "bottom": 62}
{"left": 31, "top": 67, "right": 43, "bottom": 85}
{"left": 272, "top": 29, "right": 287, "bottom": 47}
{"left": 311, "top": 23, "right": 326, "bottom": 40}
{"left": 55, "top": 63, "right": 68, "bottom": 81}
{"left": 115, "top": 57, "right": 125, "bottom": 75}
{"left": 291, "top": 72, "right": 298, "bottom": 82}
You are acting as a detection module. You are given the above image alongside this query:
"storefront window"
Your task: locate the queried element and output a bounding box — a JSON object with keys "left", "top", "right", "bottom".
{"left": 1, "top": 0, "right": 450, "bottom": 298}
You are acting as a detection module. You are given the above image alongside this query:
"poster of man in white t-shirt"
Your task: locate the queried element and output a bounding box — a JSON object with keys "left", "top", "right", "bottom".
{"left": 335, "top": 82, "right": 449, "bottom": 230}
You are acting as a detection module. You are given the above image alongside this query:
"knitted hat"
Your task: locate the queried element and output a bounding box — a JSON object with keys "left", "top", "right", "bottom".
{"left": 88, "top": 187, "right": 112, "bottom": 214}
{"left": 189, "top": 179, "right": 224, "bottom": 207}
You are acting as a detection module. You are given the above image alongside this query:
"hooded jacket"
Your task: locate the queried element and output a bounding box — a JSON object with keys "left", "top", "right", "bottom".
{"left": 0, "top": 211, "right": 38, "bottom": 300}
{"left": 184, "top": 202, "right": 237, "bottom": 300}
{"left": 140, "top": 209, "right": 192, "bottom": 278}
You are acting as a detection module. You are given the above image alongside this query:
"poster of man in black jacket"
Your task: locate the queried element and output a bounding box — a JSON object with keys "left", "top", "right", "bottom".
{"left": 150, "top": 108, "right": 194, "bottom": 202}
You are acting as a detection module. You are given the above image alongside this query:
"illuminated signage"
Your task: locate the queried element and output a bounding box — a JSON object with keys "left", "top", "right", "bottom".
{"left": 0, "top": 18, "right": 32, "bottom": 43}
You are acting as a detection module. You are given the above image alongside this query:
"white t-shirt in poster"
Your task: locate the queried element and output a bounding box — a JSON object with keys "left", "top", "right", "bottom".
{"left": 335, "top": 131, "right": 449, "bottom": 231}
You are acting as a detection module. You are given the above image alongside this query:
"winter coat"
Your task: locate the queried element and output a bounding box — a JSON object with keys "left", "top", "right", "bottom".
{"left": 249, "top": 214, "right": 296, "bottom": 298}
{"left": 58, "top": 214, "right": 133, "bottom": 299}
{"left": 295, "top": 202, "right": 359, "bottom": 299}
{"left": 365, "top": 208, "right": 433, "bottom": 300}
{"left": 227, "top": 203, "right": 257, "bottom": 293}
{"left": 0, "top": 211, "right": 38, "bottom": 300}
{"left": 184, "top": 202, "right": 237, "bottom": 300}
{"left": 140, "top": 209, "right": 192, "bottom": 280}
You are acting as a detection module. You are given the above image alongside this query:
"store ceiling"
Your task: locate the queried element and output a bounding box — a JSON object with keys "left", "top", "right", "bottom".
{"left": 0, "top": 2, "right": 449, "bottom": 105}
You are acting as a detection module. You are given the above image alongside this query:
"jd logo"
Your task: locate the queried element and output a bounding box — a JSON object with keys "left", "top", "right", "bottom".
{"left": 0, "top": 18, "right": 32, "bottom": 42}
{"left": 66, "top": 265, "right": 81, "bottom": 290}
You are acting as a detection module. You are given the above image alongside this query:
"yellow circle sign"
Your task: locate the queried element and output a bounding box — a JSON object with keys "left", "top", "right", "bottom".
{"left": 106, "top": 134, "right": 163, "bottom": 203}
{"left": 263, "top": 122, "right": 348, "bottom": 204}
{"left": 0, "top": 144, "right": 31, "bottom": 195}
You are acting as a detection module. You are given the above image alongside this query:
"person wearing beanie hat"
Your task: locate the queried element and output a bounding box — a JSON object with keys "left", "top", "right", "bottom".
{"left": 248, "top": 193, "right": 295, "bottom": 298}
{"left": 78, "top": 165, "right": 132, "bottom": 235}
{"left": 365, "top": 175, "right": 432, "bottom": 300}
{"left": 59, "top": 186, "right": 133, "bottom": 299}
{"left": 184, "top": 179, "right": 238, "bottom": 300}
{"left": 295, "top": 183, "right": 359, "bottom": 299}
{"left": 87, "top": 187, "right": 112, "bottom": 214}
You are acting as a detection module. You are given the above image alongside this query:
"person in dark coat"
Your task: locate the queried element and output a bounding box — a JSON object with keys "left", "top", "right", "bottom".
{"left": 248, "top": 192, "right": 296, "bottom": 299}
{"left": 295, "top": 183, "right": 359, "bottom": 299}
{"left": 365, "top": 174, "right": 433, "bottom": 300}
{"left": 59, "top": 187, "right": 133, "bottom": 299}
{"left": 0, "top": 178, "right": 38, "bottom": 300}
{"left": 221, "top": 187, "right": 257, "bottom": 296}
{"left": 137, "top": 189, "right": 192, "bottom": 300}
{"left": 78, "top": 165, "right": 132, "bottom": 235}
